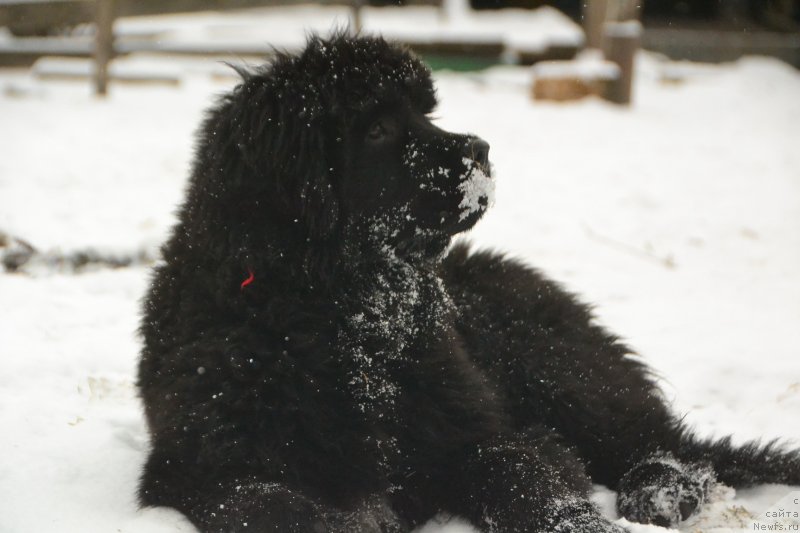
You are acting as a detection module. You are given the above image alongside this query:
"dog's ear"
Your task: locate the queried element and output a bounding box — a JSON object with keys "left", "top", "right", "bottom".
{"left": 231, "top": 73, "right": 340, "bottom": 241}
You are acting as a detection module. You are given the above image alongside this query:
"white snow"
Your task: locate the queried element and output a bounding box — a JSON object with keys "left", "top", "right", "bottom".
{"left": 457, "top": 157, "right": 495, "bottom": 221}
{"left": 604, "top": 20, "right": 644, "bottom": 39}
{"left": 1, "top": 14, "right": 800, "bottom": 533}
{"left": 533, "top": 49, "right": 621, "bottom": 81}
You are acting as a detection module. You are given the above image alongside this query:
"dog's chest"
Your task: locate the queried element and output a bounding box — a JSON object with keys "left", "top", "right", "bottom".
{"left": 338, "top": 261, "right": 453, "bottom": 419}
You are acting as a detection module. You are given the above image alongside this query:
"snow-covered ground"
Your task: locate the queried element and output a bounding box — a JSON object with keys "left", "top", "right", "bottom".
{"left": 1, "top": 13, "right": 799, "bottom": 533}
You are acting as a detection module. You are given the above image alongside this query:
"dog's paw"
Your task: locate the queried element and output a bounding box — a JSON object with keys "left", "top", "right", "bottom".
{"left": 617, "top": 453, "right": 716, "bottom": 528}
{"left": 546, "top": 499, "right": 629, "bottom": 533}
{"left": 325, "top": 495, "right": 407, "bottom": 533}
{"left": 203, "top": 482, "right": 332, "bottom": 533}
{"left": 551, "top": 514, "right": 628, "bottom": 533}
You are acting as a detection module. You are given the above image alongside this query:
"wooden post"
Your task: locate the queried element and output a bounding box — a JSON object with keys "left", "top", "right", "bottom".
{"left": 93, "top": 0, "right": 116, "bottom": 96}
{"left": 350, "top": 0, "right": 363, "bottom": 36}
{"left": 602, "top": 20, "right": 641, "bottom": 105}
{"left": 585, "top": 0, "right": 642, "bottom": 49}
{"left": 583, "top": 0, "right": 609, "bottom": 49}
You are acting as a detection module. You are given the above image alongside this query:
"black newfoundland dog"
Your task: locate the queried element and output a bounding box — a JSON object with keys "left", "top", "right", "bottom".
{"left": 138, "top": 34, "right": 800, "bottom": 532}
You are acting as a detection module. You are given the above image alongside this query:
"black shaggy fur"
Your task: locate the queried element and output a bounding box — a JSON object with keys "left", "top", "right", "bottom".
{"left": 137, "top": 34, "right": 800, "bottom": 533}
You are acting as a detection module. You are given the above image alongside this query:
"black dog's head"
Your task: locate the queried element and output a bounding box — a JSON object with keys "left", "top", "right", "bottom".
{"left": 193, "top": 33, "right": 492, "bottom": 271}
{"left": 344, "top": 68, "right": 493, "bottom": 258}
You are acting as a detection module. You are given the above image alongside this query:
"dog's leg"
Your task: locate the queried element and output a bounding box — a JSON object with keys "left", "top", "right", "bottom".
{"left": 440, "top": 244, "right": 679, "bottom": 485}
{"left": 140, "top": 444, "right": 407, "bottom": 533}
{"left": 441, "top": 244, "right": 800, "bottom": 527}
{"left": 435, "top": 430, "right": 626, "bottom": 533}
{"left": 440, "top": 244, "right": 712, "bottom": 529}
{"left": 198, "top": 482, "right": 331, "bottom": 533}
{"left": 139, "top": 447, "right": 323, "bottom": 532}
{"left": 141, "top": 461, "right": 405, "bottom": 533}
{"left": 326, "top": 494, "right": 409, "bottom": 533}
{"left": 199, "top": 484, "right": 407, "bottom": 533}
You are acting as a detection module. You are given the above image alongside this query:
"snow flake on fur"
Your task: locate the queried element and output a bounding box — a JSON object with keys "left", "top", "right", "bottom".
{"left": 338, "top": 212, "right": 454, "bottom": 425}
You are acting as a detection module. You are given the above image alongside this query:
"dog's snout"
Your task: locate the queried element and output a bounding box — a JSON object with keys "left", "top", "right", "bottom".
{"left": 464, "top": 137, "right": 490, "bottom": 168}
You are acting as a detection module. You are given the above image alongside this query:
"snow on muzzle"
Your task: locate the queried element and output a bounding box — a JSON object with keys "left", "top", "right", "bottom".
{"left": 457, "top": 137, "right": 495, "bottom": 222}
{"left": 403, "top": 133, "right": 495, "bottom": 225}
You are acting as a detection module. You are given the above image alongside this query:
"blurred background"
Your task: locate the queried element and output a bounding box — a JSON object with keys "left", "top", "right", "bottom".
{"left": 0, "top": 2, "right": 799, "bottom": 533}
{"left": 0, "top": 0, "right": 798, "bottom": 83}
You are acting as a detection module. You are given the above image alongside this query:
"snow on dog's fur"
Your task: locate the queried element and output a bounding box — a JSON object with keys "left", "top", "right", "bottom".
{"left": 137, "top": 34, "right": 800, "bottom": 533}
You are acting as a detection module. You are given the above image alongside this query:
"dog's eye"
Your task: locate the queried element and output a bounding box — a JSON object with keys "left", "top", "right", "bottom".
{"left": 366, "top": 117, "right": 399, "bottom": 142}
{"left": 367, "top": 120, "right": 388, "bottom": 141}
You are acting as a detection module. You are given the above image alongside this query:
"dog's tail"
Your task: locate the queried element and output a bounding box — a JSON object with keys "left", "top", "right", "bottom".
{"left": 675, "top": 428, "right": 800, "bottom": 487}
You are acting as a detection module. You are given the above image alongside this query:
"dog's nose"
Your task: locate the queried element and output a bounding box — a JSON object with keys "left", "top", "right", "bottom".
{"left": 464, "top": 137, "right": 490, "bottom": 169}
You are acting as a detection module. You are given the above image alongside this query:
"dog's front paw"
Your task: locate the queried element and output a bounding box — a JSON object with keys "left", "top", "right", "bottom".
{"left": 546, "top": 499, "right": 628, "bottom": 533}
{"left": 617, "top": 453, "right": 716, "bottom": 528}
{"left": 203, "top": 482, "right": 332, "bottom": 533}
{"left": 551, "top": 513, "right": 628, "bottom": 533}
{"left": 325, "top": 495, "right": 407, "bottom": 533}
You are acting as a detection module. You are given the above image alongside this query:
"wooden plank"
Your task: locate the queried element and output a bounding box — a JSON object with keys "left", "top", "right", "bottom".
{"left": 642, "top": 28, "right": 800, "bottom": 68}
{"left": 517, "top": 43, "right": 579, "bottom": 66}
{"left": 0, "top": 0, "right": 88, "bottom": 5}
{"left": 0, "top": 1, "right": 93, "bottom": 35}
{"left": 605, "top": 0, "right": 641, "bottom": 22}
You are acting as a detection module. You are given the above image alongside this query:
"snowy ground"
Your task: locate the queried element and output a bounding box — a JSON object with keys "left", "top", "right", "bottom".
{"left": 1, "top": 19, "right": 799, "bottom": 533}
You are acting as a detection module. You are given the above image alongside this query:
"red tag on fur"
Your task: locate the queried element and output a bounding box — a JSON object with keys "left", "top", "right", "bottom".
{"left": 240, "top": 268, "right": 255, "bottom": 290}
